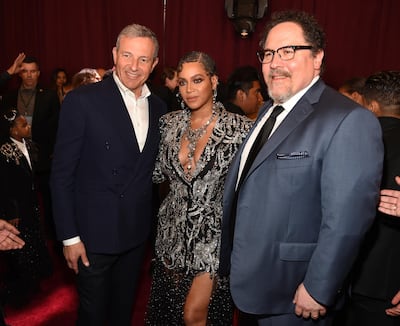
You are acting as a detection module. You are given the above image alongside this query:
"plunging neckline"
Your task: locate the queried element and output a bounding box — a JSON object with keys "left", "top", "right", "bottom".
{"left": 178, "top": 121, "right": 215, "bottom": 182}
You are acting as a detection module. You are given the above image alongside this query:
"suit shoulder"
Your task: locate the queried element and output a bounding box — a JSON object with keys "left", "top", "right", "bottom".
{"left": 317, "top": 86, "right": 371, "bottom": 118}
{"left": 149, "top": 93, "right": 167, "bottom": 115}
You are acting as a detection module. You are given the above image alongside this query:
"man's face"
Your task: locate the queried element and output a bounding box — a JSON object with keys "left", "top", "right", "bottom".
{"left": 19, "top": 62, "right": 40, "bottom": 89}
{"left": 112, "top": 36, "right": 158, "bottom": 97}
{"left": 239, "top": 80, "right": 263, "bottom": 119}
{"left": 262, "top": 22, "right": 323, "bottom": 104}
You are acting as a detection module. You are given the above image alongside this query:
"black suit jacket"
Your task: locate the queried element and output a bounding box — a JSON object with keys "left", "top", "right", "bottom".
{"left": 0, "top": 138, "right": 39, "bottom": 226}
{"left": 50, "top": 77, "right": 167, "bottom": 254}
{"left": 351, "top": 117, "right": 400, "bottom": 301}
{"left": 0, "top": 85, "right": 60, "bottom": 172}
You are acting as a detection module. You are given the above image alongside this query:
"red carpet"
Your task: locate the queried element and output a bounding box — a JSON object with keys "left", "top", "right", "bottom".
{"left": 3, "top": 244, "right": 239, "bottom": 325}
{"left": 3, "top": 244, "right": 152, "bottom": 326}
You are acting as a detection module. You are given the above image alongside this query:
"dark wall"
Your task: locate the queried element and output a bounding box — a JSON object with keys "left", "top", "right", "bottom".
{"left": 1, "top": 0, "right": 399, "bottom": 91}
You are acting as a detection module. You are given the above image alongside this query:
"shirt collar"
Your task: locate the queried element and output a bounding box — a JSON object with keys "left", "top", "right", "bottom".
{"left": 10, "top": 137, "right": 26, "bottom": 146}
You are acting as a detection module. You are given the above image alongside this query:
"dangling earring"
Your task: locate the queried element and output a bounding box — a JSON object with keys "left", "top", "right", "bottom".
{"left": 177, "top": 92, "right": 186, "bottom": 110}
{"left": 213, "top": 88, "right": 217, "bottom": 105}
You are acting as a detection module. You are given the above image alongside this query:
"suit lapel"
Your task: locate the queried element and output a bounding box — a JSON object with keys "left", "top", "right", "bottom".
{"left": 100, "top": 78, "right": 140, "bottom": 153}
{"left": 243, "top": 79, "right": 326, "bottom": 181}
{"left": 143, "top": 95, "right": 159, "bottom": 153}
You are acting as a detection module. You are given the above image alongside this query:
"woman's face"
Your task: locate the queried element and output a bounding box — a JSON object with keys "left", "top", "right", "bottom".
{"left": 56, "top": 71, "right": 67, "bottom": 87}
{"left": 10, "top": 116, "right": 31, "bottom": 141}
{"left": 177, "top": 62, "right": 218, "bottom": 111}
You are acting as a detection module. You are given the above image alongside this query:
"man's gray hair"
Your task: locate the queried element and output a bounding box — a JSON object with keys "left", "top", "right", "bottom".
{"left": 116, "top": 23, "right": 159, "bottom": 58}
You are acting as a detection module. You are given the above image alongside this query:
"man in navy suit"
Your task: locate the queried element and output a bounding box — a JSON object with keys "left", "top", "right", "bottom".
{"left": 50, "top": 24, "right": 166, "bottom": 325}
{"left": 220, "top": 11, "right": 383, "bottom": 325}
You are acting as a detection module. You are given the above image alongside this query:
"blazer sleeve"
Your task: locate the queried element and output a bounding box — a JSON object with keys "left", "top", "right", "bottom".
{"left": 303, "top": 107, "right": 383, "bottom": 306}
{"left": 50, "top": 90, "right": 85, "bottom": 240}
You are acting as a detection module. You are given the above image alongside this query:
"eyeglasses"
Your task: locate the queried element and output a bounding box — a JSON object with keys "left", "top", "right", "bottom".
{"left": 256, "top": 45, "right": 313, "bottom": 64}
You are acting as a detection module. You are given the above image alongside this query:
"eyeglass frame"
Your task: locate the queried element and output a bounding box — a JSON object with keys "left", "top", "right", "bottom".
{"left": 256, "top": 45, "right": 314, "bottom": 64}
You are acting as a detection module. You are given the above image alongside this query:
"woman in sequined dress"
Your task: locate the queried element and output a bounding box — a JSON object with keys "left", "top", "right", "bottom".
{"left": 145, "top": 51, "right": 253, "bottom": 325}
{"left": 0, "top": 108, "right": 52, "bottom": 307}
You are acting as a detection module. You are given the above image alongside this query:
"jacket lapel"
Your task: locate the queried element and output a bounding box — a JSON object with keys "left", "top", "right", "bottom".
{"left": 243, "top": 79, "right": 326, "bottom": 181}
{"left": 100, "top": 78, "right": 140, "bottom": 153}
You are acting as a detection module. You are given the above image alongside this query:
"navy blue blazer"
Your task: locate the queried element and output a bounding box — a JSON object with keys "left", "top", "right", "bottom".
{"left": 220, "top": 79, "right": 384, "bottom": 314}
{"left": 50, "top": 77, "right": 166, "bottom": 254}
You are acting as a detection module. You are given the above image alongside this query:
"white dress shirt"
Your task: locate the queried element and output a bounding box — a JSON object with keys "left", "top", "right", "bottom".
{"left": 11, "top": 137, "right": 32, "bottom": 169}
{"left": 113, "top": 72, "right": 150, "bottom": 152}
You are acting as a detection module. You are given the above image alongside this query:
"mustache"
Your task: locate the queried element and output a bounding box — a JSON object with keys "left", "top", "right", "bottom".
{"left": 269, "top": 69, "right": 291, "bottom": 78}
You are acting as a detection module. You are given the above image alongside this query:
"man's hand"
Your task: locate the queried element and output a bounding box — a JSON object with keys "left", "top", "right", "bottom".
{"left": 63, "top": 241, "right": 90, "bottom": 274}
{"left": 293, "top": 283, "right": 327, "bottom": 320}
{"left": 386, "top": 290, "right": 400, "bottom": 317}
{"left": 0, "top": 219, "right": 25, "bottom": 250}
{"left": 378, "top": 176, "right": 400, "bottom": 217}
{"left": 6, "top": 52, "right": 26, "bottom": 75}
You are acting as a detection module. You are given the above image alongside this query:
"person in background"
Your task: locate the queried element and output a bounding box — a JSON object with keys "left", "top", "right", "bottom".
{"left": 96, "top": 67, "right": 107, "bottom": 80}
{"left": 0, "top": 219, "right": 24, "bottom": 326}
{"left": 219, "top": 10, "right": 383, "bottom": 326}
{"left": 0, "top": 53, "right": 25, "bottom": 88}
{"left": 145, "top": 51, "right": 252, "bottom": 325}
{"left": 224, "top": 65, "right": 265, "bottom": 120}
{"left": 338, "top": 77, "right": 366, "bottom": 105}
{"left": 0, "top": 56, "right": 60, "bottom": 241}
{"left": 0, "top": 107, "right": 52, "bottom": 307}
{"left": 50, "top": 68, "right": 71, "bottom": 104}
{"left": 50, "top": 23, "right": 166, "bottom": 326}
{"left": 78, "top": 68, "right": 101, "bottom": 82}
{"left": 379, "top": 176, "right": 400, "bottom": 217}
{"left": 151, "top": 65, "right": 180, "bottom": 111}
{"left": 70, "top": 70, "right": 98, "bottom": 90}
{"left": 341, "top": 70, "right": 400, "bottom": 326}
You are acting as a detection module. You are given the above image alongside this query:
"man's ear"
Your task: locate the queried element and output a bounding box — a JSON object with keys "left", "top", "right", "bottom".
{"left": 237, "top": 89, "right": 246, "bottom": 102}
{"left": 368, "top": 100, "right": 381, "bottom": 116}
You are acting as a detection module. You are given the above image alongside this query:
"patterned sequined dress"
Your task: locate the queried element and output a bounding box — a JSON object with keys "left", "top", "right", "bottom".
{"left": 145, "top": 103, "right": 252, "bottom": 325}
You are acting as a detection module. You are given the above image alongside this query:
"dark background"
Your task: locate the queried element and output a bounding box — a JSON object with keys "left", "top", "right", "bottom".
{"left": 1, "top": 0, "right": 399, "bottom": 91}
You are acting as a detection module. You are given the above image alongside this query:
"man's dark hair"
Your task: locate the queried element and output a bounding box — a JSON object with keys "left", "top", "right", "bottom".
{"left": 161, "top": 66, "right": 177, "bottom": 84}
{"left": 340, "top": 77, "right": 366, "bottom": 95}
{"left": 361, "top": 71, "right": 400, "bottom": 108}
{"left": 226, "top": 66, "right": 261, "bottom": 101}
{"left": 260, "top": 11, "right": 326, "bottom": 71}
{"left": 22, "top": 56, "right": 40, "bottom": 68}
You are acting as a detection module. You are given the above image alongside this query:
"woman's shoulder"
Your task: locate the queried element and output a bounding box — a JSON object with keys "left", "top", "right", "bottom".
{"left": 160, "top": 109, "right": 186, "bottom": 126}
{"left": 218, "top": 105, "right": 253, "bottom": 133}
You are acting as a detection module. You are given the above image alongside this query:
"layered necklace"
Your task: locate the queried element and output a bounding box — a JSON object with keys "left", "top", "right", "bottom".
{"left": 183, "top": 108, "right": 217, "bottom": 180}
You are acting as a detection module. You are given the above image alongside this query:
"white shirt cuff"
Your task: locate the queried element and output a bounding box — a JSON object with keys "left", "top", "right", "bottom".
{"left": 63, "top": 236, "right": 81, "bottom": 246}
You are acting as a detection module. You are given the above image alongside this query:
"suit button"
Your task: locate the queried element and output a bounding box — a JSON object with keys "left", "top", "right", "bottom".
{"left": 119, "top": 194, "right": 124, "bottom": 198}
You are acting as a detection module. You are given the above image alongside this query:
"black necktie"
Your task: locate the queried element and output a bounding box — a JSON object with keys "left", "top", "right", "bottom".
{"left": 237, "top": 105, "right": 284, "bottom": 188}
{"left": 228, "top": 105, "right": 285, "bottom": 249}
